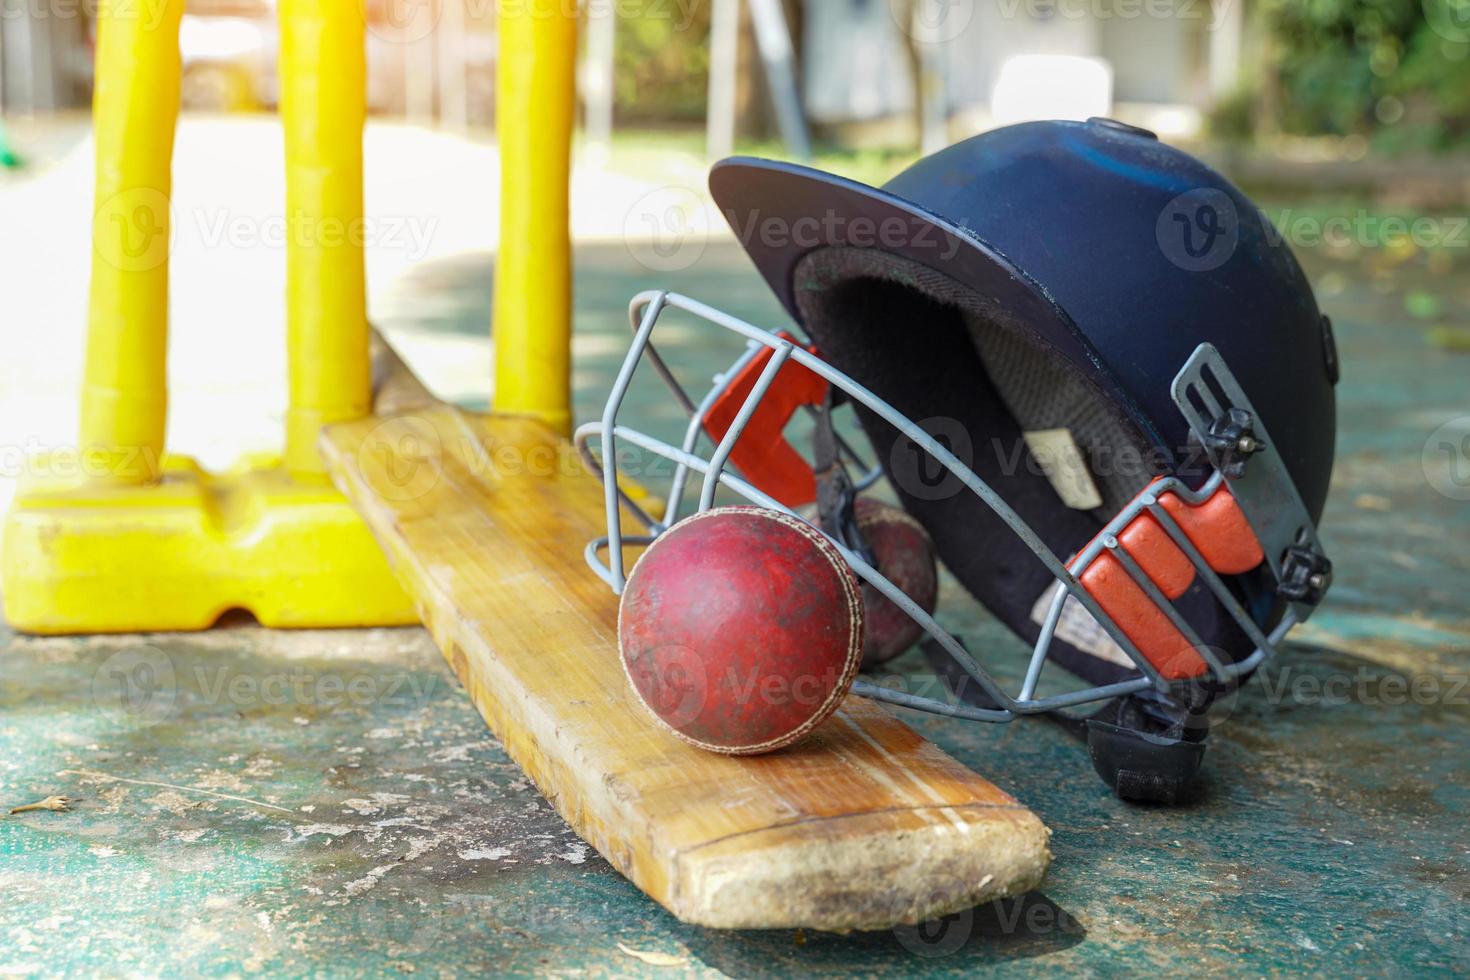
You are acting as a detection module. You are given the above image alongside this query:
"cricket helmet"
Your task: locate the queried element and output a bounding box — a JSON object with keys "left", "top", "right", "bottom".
{"left": 578, "top": 120, "right": 1337, "bottom": 802}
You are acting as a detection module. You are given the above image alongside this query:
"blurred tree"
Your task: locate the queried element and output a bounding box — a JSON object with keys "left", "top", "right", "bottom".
{"left": 606, "top": 0, "right": 804, "bottom": 139}
{"left": 1232, "top": 0, "right": 1470, "bottom": 152}
{"left": 611, "top": 0, "right": 713, "bottom": 122}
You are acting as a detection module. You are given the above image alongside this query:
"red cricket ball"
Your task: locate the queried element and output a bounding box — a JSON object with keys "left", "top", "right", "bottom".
{"left": 853, "top": 498, "right": 939, "bottom": 667}
{"left": 617, "top": 505, "right": 864, "bottom": 755}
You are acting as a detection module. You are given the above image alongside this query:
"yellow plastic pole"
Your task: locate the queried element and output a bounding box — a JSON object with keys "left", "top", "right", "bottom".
{"left": 81, "top": 0, "right": 186, "bottom": 485}
{"left": 279, "top": 0, "right": 371, "bottom": 476}
{"left": 493, "top": 0, "right": 576, "bottom": 435}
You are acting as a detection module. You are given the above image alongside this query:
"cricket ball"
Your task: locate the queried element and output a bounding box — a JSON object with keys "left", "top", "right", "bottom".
{"left": 617, "top": 506, "right": 864, "bottom": 755}
{"left": 853, "top": 498, "right": 939, "bottom": 666}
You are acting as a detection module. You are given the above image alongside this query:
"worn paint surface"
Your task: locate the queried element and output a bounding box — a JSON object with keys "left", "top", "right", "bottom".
{"left": 3, "top": 241, "right": 1468, "bottom": 976}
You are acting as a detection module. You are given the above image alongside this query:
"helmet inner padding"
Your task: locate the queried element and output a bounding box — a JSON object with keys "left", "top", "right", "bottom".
{"left": 792, "top": 246, "right": 1153, "bottom": 517}
{"left": 789, "top": 246, "right": 1186, "bottom": 684}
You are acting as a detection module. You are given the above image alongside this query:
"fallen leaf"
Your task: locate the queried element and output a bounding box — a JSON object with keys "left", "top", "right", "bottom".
{"left": 1405, "top": 290, "right": 1441, "bottom": 320}
{"left": 1426, "top": 326, "right": 1470, "bottom": 352}
{"left": 616, "top": 943, "right": 687, "bottom": 967}
{"left": 10, "top": 795, "right": 72, "bottom": 815}
{"left": 1354, "top": 494, "right": 1392, "bottom": 512}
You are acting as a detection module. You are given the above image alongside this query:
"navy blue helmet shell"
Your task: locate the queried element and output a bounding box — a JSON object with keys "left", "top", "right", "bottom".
{"left": 709, "top": 118, "right": 1336, "bottom": 525}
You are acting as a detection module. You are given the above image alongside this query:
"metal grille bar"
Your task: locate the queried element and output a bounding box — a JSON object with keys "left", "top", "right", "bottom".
{"left": 573, "top": 290, "right": 1324, "bottom": 722}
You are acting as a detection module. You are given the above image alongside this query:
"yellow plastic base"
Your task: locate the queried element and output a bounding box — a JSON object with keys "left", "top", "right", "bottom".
{"left": 1, "top": 453, "right": 417, "bottom": 634}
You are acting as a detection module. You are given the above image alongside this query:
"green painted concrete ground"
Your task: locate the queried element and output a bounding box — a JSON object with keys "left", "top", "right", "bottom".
{"left": 5, "top": 231, "right": 1470, "bottom": 974}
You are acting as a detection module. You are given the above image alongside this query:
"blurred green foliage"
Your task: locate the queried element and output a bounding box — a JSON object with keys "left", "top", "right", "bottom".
{"left": 602, "top": 0, "right": 1470, "bottom": 154}
{"left": 611, "top": 2, "right": 712, "bottom": 122}
{"left": 1222, "top": 0, "right": 1470, "bottom": 152}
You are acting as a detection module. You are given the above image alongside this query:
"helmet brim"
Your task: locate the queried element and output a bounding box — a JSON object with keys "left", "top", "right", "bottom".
{"left": 708, "top": 155, "right": 1147, "bottom": 431}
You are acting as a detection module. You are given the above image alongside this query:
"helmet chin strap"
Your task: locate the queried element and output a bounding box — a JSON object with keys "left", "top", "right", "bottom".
{"left": 811, "top": 392, "right": 876, "bottom": 569}
{"left": 919, "top": 633, "right": 1221, "bottom": 805}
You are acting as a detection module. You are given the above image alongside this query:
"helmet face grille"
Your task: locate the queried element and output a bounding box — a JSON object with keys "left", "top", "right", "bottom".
{"left": 576, "top": 290, "right": 1329, "bottom": 726}
{"left": 786, "top": 246, "right": 1263, "bottom": 686}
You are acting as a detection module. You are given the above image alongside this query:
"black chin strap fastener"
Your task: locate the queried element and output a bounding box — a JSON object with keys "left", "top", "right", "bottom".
{"left": 1086, "top": 719, "right": 1207, "bottom": 805}
{"left": 920, "top": 637, "right": 1212, "bottom": 805}
{"left": 1085, "top": 690, "right": 1213, "bottom": 804}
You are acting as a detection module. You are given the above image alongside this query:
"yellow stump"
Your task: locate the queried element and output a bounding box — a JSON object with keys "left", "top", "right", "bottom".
{"left": 80, "top": 0, "right": 186, "bottom": 485}
{"left": 280, "top": 0, "right": 371, "bottom": 476}
{"left": 493, "top": 0, "right": 576, "bottom": 435}
{"left": 0, "top": 0, "right": 414, "bottom": 633}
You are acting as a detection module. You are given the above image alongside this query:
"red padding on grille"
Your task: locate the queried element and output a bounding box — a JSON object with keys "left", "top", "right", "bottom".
{"left": 1157, "top": 484, "right": 1265, "bottom": 575}
{"left": 1117, "top": 513, "right": 1195, "bottom": 599}
{"left": 1068, "top": 479, "right": 1265, "bottom": 681}
{"left": 702, "top": 334, "right": 827, "bottom": 508}
{"left": 1077, "top": 554, "right": 1209, "bottom": 680}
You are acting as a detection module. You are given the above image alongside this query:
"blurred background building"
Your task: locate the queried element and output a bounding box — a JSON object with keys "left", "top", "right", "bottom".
{"left": 3, "top": 0, "right": 1466, "bottom": 163}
